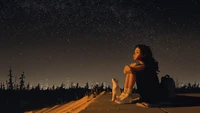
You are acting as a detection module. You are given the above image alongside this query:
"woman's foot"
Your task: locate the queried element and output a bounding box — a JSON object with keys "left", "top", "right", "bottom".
{"left": 115, "top": 94, "right": 132, "bottom": 104}
{"left": 132, "top": 97, "right": 140, "bottom": 103}
{"left": 115, "top": 92, "right": 127, "bottom": 101}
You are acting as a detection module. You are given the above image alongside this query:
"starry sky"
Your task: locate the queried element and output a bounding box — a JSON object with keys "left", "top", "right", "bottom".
{"left": 0, "top": 0, "right": 200, "bottom": 88}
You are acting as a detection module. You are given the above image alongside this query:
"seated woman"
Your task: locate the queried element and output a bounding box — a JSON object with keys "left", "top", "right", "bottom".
{"left": 115, "top": 44, "right": 162, "bottom": 105}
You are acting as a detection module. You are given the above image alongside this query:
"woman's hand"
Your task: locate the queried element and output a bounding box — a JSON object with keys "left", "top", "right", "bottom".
{"left": 123, "top": 65, "right": 132, "bottom": 74}
{"left": 129, "top": 63, "right": 137, "bottom": 68}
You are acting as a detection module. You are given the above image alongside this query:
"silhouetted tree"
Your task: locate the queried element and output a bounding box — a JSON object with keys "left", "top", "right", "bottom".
{"left": 85, "top": 82, "right": 89, "bottom": 89}
{"left": 35, "top": 83, "right": 41, "bottom": 90}
{"left": 76, "top": 83, "right": 79, "bottom": 89}
{"left": 7, "top": 67, "right": 13, "bottom": 90}
{"left": 52, "top": 85, "right": 55, "bottom": 90}
{"left": 100, "top": 82, "right": 104, "bottom": 92}
{"left": 187, "top": 83, "right": 191, "bottom": 89}
{"left": 59, "top": 82, "right": 65, "bottom": 89}
{"left": 84, "top": 82, "right": 90, "bottom": 96}
{"left": 106, "top": 85, "right": 112, "bottom": 92}
{"left": 0, "top": 83, "right": 3, "bottom": 90}
{"left": 192, "top": 82, "right": 197, "bottom": 88}
{"left": 19, "top": 72, "right": 25, "bottom": 90}
{"left": 2, "top": 82, "right": 5, "bottom": 90}
{"left": 26, "top": 82, "right": 30, "bottom": 90}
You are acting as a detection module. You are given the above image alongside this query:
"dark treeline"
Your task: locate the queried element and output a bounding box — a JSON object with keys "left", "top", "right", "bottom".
{"left": 131, "top": 82, "right": 200, "bottom": 94}
{"left": 0, "top": 67, "right": 112, "bottom": 113}
{"left": 1, "top": 67, "right": 200, "bottom": 112}
{"left": 175, "top": 82, "right": 200, "bottom": 93}
{"left": 0, "top": 83, "right": 111, "bottom": 113}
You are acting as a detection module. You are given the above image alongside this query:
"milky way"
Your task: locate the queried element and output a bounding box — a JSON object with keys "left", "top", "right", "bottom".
{"left": 0, "top": 0, "right": 200, "bottom": 88}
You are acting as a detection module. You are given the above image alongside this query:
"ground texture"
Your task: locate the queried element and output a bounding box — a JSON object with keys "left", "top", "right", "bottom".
{"left": 25, "top": 92, "right": 200, "bottom": 113}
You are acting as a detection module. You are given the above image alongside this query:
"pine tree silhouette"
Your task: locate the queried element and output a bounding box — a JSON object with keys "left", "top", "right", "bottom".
{"left": 52, "top": 85, "right": 55, "bottom": 90}
{"left": 7, "top": 66, "right": 13, "bottom": 90}
{"left": 76, "top": 82, "right": 79, "bottom": 89}
{"left": 19, "top": 72, "right": 25, "bottom": 90}
{"left": 85, "top": 82, "right": 89, "bottom": 89}
{"left": 2, "top": 83, "right": 5, "bottom": 90}
{"left": 0, "top": 82, "right": 5, "bottom": 90}
{"left": 0, "top": 83, "right": 3, "bottom": 90}
{"left": 59, "top": 82, "right": 65, "bottom": 89}
{"left": 35, "top": 83, "right": 41, "bottom": 90}
{"left": 100, "top": 82, "right": 104, "bottom": 92}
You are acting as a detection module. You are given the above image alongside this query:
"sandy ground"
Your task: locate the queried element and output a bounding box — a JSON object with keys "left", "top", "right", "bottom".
{"left": 24, "top": 92, "right": 200, "bottom": 113}
{"left": 24, "top": 91, "right": 106, "bottom": 113}
{"left": 79, "top": 92, "right": 200, "bottom": 113}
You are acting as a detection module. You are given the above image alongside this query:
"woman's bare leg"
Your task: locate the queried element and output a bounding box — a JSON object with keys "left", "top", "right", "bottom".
{"left": 115, "top": 67, "right": 136, "bottom": 104}
{"left": 123, "top": 65, "right": 132, "bottom": 89}
{"left": 118, "top": 67, "right": 131, "bottom": 99}
{"left": 128, "top": 72, "right": 140, "bottom": 102}
{"left": 128, "top": 72, "right": 136, "bottom": 88}
{"left": 118, "top": 74, "right": 129, "bottom": 98}
{"left": 124, "top": 74, "right": 130, "bottom": 89}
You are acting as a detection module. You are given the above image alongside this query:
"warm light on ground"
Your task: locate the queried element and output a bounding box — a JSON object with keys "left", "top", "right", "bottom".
{"left": 25, "top": 91, "right": 106, "bottom": 113}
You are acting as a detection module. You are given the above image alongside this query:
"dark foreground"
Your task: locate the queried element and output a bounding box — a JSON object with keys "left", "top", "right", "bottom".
{"left": 79, "top": 92, "right": 200, "bottom": 113}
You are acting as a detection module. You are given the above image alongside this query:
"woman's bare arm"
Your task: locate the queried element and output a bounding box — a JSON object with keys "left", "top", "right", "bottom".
{"left": 129, "top": 63, "right": 145, "bottom": 71}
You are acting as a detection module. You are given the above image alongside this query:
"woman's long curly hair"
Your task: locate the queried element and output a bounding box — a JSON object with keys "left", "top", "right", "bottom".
{"left": 135, "top": 44, "right": 160, "bottom": 74}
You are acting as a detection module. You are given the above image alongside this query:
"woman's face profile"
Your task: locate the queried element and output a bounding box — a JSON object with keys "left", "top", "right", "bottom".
{"left": 133, "top": 47, "right": 144, "bottom": 61}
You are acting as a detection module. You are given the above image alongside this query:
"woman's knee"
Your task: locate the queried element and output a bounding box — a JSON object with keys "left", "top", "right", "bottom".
{"left": 124, "top": 65, "right": 132, "bottom": 74}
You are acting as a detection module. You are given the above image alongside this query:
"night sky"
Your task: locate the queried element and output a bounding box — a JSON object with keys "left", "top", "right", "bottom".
{"left": 0, "top": 0, "right": 200, "bottom": 88}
